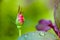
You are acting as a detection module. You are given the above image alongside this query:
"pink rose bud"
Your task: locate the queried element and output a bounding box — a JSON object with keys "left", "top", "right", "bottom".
{"left": 18, "top": 12, "right": 24, "bottom": 25}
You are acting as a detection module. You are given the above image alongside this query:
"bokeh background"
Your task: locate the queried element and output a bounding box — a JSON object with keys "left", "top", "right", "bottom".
{"left": 0, "top": 0, "right": 57, "bottom": 40}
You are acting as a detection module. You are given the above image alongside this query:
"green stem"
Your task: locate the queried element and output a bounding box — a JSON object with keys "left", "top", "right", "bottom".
{"left": 17, "top": 26, "right": 22, "bottom": 37}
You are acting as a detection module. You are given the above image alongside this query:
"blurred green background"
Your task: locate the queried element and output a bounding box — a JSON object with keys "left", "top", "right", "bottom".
{"left": 0, "top": 0, "right": 57, "bottom": 40}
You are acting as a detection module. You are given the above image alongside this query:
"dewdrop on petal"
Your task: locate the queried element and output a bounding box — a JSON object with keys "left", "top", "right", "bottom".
{"left": 18, "top": 31, "right": 57, "bottom": 40}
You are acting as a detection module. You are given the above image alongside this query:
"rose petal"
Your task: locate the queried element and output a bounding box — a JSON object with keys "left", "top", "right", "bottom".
{"left": 39, "top": 19, "right": 52, "bottom": 26}
{"left": 36, "top": 24, "right": 51, "bottom": 32}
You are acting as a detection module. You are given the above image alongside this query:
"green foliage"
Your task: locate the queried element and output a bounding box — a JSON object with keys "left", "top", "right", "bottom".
{"left": 0, "top": 0, "right": 19, "bottom": 40}
{"left": 21, "top": 0, "right": 54, "bottom": 35}
{"left": 0, "top": 0, "right": 55, "bottom": 40}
